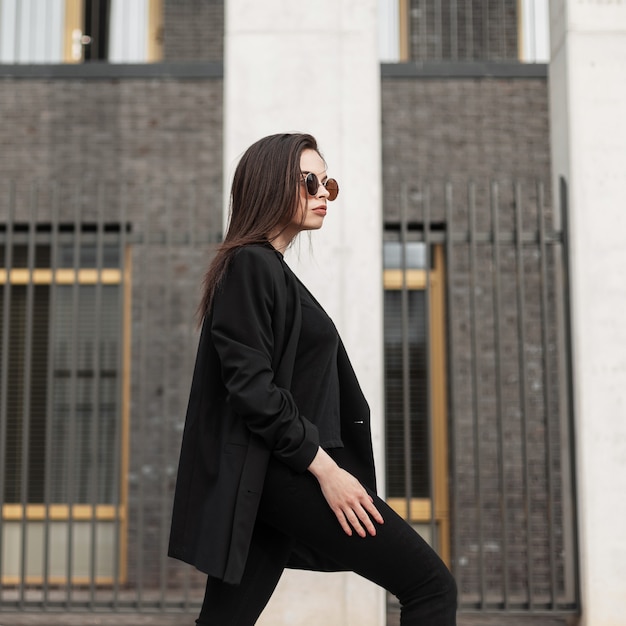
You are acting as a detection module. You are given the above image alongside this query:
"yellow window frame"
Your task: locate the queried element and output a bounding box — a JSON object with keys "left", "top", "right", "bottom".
{"left": 0, "top": 248, "right": 132, "bottom": 585}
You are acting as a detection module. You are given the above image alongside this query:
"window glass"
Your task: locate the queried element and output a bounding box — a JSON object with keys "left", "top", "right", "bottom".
{"left": 50, "top": 284, "right": 121, "bottom": 504}
{"left": 384, "top": 288, "right": 431, "bottom": 498}
{"left": 1, "top": 241, "right": 123, "bottom": 506}
{"left": 384, "top": 241, "right": 427, "bottom": 269}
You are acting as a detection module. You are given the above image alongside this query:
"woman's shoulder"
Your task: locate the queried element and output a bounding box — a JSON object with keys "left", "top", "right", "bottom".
{"left": 230, "top": 243, "right": 283, "bottom": 272}
{"left": 225, "top": 244, "right": 286, "bottom": 286}
{"left": 233, "top": 243, "right": 281, "bottom": 261}
{"left": 214, "top": 244, "right": 293, "bottom": 311}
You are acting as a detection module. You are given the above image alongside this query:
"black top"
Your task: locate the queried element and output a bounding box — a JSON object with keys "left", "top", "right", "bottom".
{"left": 291, "top": 278, "right": 343, "bottom": 449}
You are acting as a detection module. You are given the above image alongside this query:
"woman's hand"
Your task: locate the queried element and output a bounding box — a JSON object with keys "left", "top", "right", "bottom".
{"left": 308, "top": 448, "right": 384, "bottom": 538}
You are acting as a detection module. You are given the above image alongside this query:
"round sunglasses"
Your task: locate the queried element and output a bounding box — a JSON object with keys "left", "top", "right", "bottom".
{"left": 302, "top": 172, "right": 339, "bottom": 202}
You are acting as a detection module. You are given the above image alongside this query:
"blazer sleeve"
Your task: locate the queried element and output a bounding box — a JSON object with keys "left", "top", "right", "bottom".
{"left": 210, "top": 247, "right": 320, "bottom": 472}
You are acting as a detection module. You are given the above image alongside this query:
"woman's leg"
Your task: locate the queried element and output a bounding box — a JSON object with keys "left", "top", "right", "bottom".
{"left": 257, "top": 455, "right": 457, "bottom": 626}
{"left": 196, "top": 520, "right": 293, "bottom": 626}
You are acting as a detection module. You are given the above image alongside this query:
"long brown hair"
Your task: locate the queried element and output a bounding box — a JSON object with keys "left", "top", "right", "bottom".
{"left": 198, "top": 132, "right": 319, "bottom": 320}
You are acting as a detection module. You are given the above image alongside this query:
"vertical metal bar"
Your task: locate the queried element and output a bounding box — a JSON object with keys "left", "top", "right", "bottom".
{"left": 467, "top": 181, "right": 485, "bottom": 605}
{"left": 423, "top": 184, "right": 437, "bottom": 545}
{"left": 419, "top": 0, "right": 428, "bottom": 60}
{"left": 400, "top": 185, "right": 413, "bottom": 521}
{"left": 434, "top": 0, "right": 443, "bottom": 59}
{"left": 65, "top": 182, "right": 83, "bottom": 609}
{"left": 514, "top": 182, "right": 534, "bottom": 608}
{"left": 537, "top": 182, "right": 557, "bottom": 608}
{"left": 112, "top": 184, "right": 128, "bottom": 611}
{"left": 444, "top": 182, "right": 460, "bottom": 579}
{"left": 465, "top": 0, "right": 473, "bottom": 60}
{"left": 135, "top": 190, "right": 150, "bottom": 610}
{"left": 482, "top": 0, "right": 490, "bottom": 59}
{"left": 89, "top": 183, "right": 106, "bottom": 608}
{"left": 500, "top": 0, "right": 507, "bottom": 58}
{"left": 0, "top": 182, "right": 16, "bottom": 604}
{"left": 558, "top": 177, "right": 581, "bottom": 609}
{"left": 450, "top": 0, "right": 458, "bottom": 60}
{"left": 182, "top": 182, "right": 197, "bottom": 610}
{"left": 43, "top": 183, "right": 61, "bottom": 610}
{"left": 160, "top": 185, "right": 174, "bottom": 608}
{"left": 19, "top": 184, "right": 38, "bottom": 608}
{"left": 490, "top": 181, "right": 510, "bottom": 607}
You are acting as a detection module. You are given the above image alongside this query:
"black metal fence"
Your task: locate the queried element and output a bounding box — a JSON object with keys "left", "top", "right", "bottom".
{"left": 0, "top": 177, "right": 578, "bottom": 618}
{"left": 0, "top": 180, "right": 216, "bottom": 613}
{"left": 386, "top": 178, "right": 578, "bottom": 615}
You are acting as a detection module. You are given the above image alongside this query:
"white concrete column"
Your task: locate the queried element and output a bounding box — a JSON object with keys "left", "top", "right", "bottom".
{"left": 224, "top": 1, "right": 385, "bottom": 625}
{"left": 549, "top": 3, "right": 626, "bottom": 625}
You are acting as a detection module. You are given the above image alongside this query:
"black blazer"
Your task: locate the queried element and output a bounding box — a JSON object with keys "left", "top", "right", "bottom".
{"left": 168, "top": 244, "right": 376, "bottom": 584}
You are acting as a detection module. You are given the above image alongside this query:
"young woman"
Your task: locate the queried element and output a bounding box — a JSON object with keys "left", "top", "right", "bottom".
{"left": 168, "top": 133, "right": 457, "bottom": 625}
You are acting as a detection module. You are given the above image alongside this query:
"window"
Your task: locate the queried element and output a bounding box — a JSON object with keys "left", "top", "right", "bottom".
{"left": 383, "top": 241, "right": 450, "bottom": 564}
{"left": 379, "top": 0, "right": 549, "bottom": 62}
{"left": 0, "top": 0, "right": 163, "bottom": 63}
{"left": 0, "top": 224, "right": 130, "bottom": 584}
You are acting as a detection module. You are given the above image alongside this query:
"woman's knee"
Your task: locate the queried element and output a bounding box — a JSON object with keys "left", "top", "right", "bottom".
{"left": 400, "top": 558, "right": 457, "bottom": 615}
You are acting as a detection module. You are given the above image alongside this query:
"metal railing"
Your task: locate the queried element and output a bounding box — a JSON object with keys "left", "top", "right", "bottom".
{"left": 0, "top": 177, "right": 578, "bottom": 617}
{"left": 386, "top": 178, "right": 578, "bottom": 614}
{"left": 0, "top": 180, "right": 218, "bottom": 614}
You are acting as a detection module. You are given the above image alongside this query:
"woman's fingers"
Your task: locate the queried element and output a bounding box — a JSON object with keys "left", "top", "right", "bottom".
{"left": 336, "top": 511, "right": 354, "bottom": 536}
{"left": 335, "top": 486, "right": 384, "bottom": 538}
{"left": 363, "top": 495, "right": 385, "bottom": 526}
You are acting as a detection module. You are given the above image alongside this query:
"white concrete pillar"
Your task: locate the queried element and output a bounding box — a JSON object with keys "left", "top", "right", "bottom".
{"left": 224, "top": 1, "right": 385, "bottom": 625}
{"left": 549, "top": 3, "right": 626, "bottom": 625}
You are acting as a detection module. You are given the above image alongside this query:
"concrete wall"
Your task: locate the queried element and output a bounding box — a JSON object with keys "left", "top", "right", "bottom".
{"left": 549, "top": 2, "right": 626, "bottom": 625}
{"left": 224, "top": 1, "right": 385, "bottom": 624}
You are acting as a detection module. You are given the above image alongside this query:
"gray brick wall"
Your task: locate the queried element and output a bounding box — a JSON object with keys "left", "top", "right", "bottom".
{"left": 0, "top": 78, "right": 223, "bottom": 192}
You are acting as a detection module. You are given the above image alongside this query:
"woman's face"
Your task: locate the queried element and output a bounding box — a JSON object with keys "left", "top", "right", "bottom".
{"left": 269, "top": 148, "right": 334, "bottom": 252}
{"left": 291, "top": 148, "right": 332, "bottom": 233}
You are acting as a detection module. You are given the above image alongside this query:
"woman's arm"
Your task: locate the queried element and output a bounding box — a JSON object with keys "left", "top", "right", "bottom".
{"left": 308, "top": 447, "right": 384, "bottom": 537}
{"left": 211, "top": 247, "right": 319, "bottom": 472}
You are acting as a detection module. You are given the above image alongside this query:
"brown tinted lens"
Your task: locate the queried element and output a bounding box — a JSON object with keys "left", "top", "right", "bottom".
{"left": 325, "top": 178, "right": 339, "bottom": 201}
{"left": 305, "top": 172, "right": 319, "bottom": 196}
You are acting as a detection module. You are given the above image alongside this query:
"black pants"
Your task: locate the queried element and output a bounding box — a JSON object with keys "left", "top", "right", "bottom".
{"left": 197, "top": 452, "right": 457, "bottom": 625}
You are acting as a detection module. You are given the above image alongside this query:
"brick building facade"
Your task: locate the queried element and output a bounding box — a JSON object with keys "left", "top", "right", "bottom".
{"left": 1, "top": 2, "right": 575, "bottom": 624}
